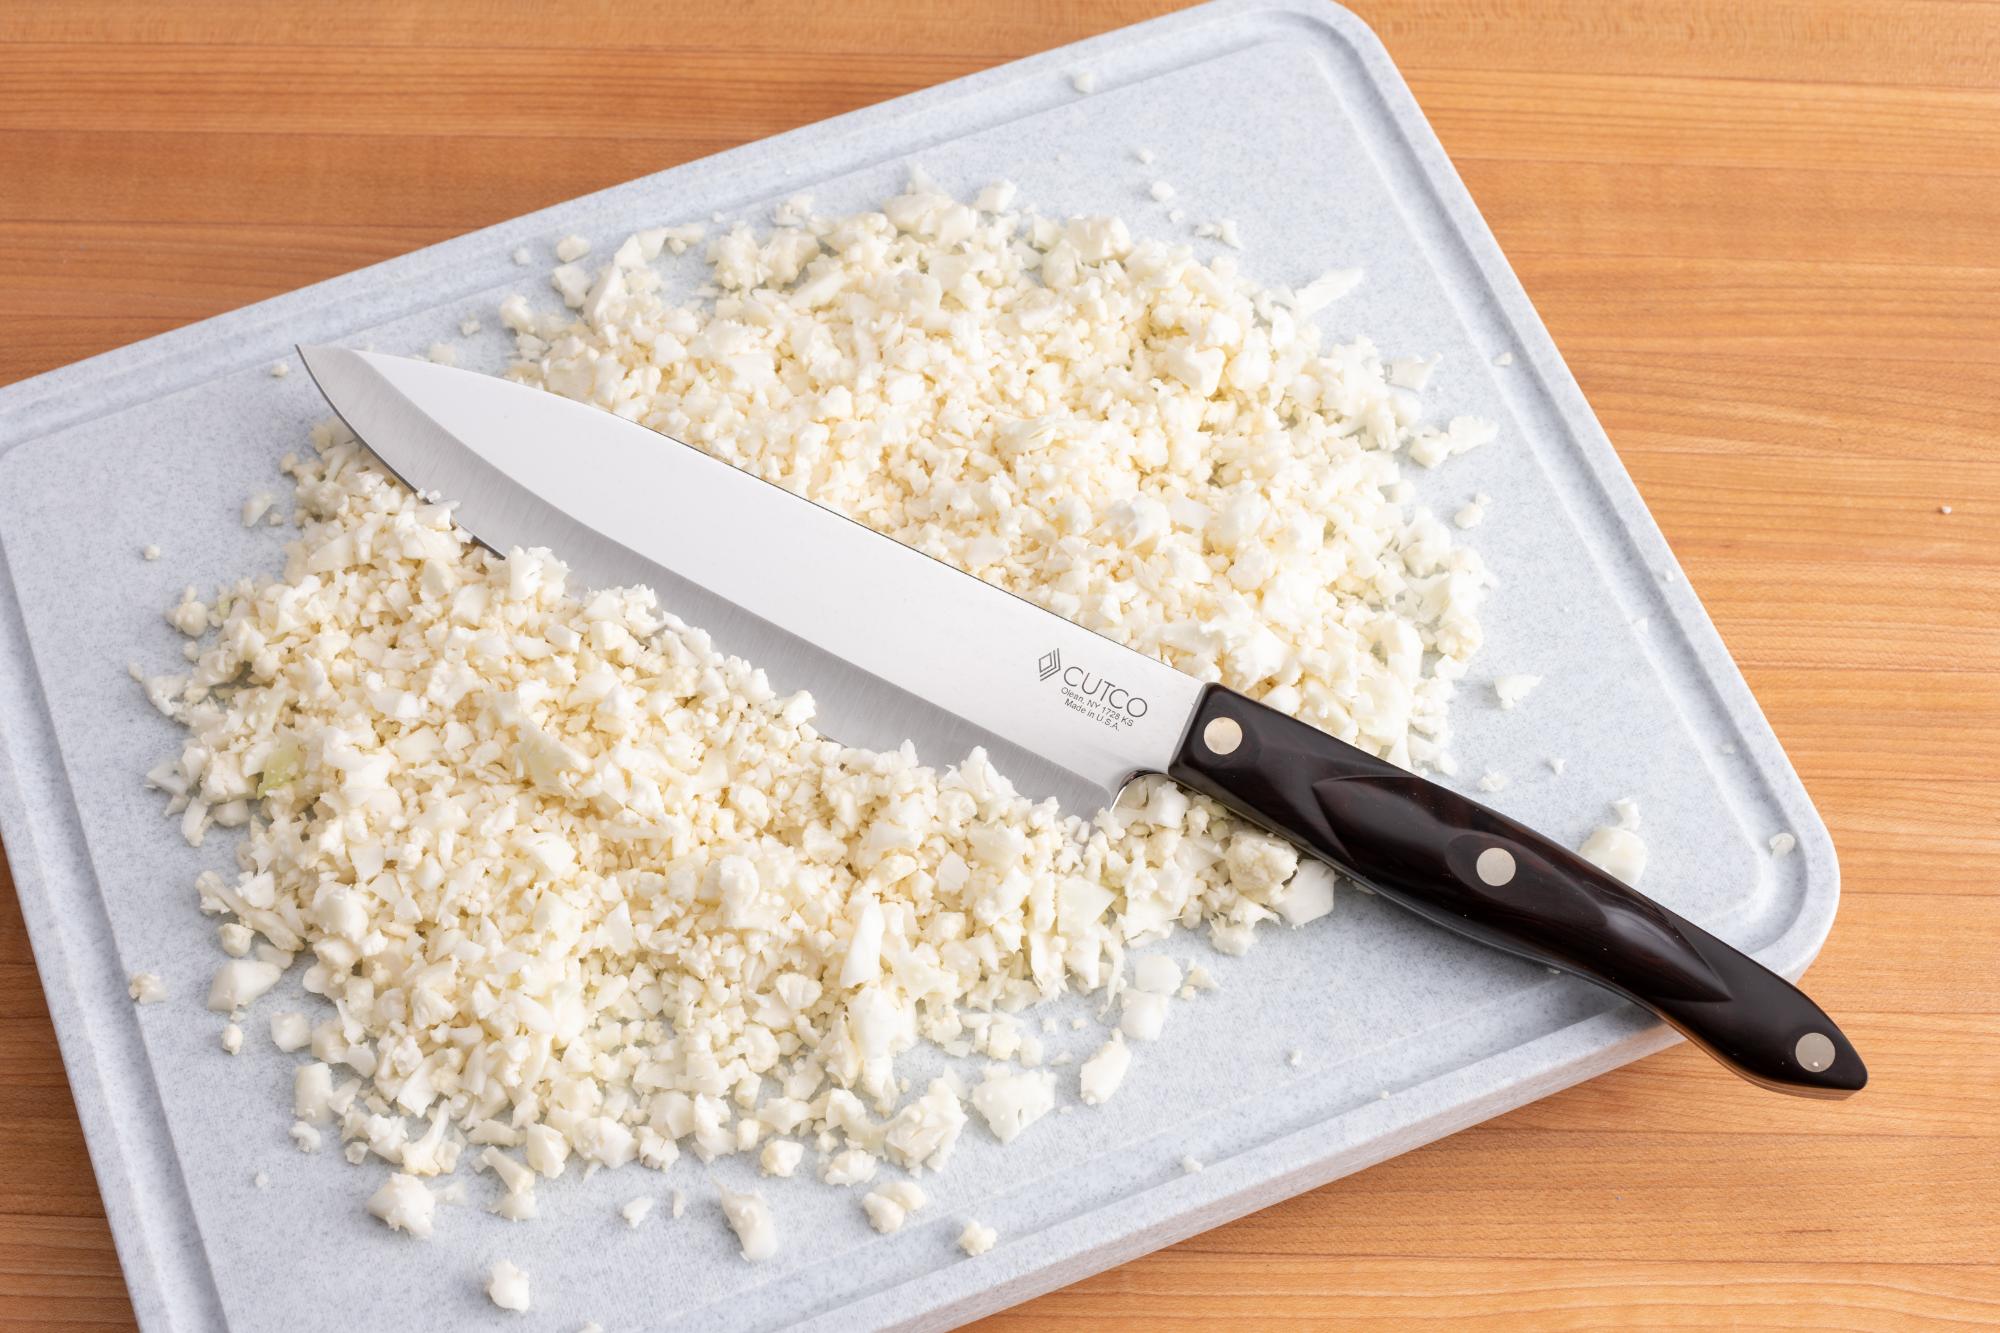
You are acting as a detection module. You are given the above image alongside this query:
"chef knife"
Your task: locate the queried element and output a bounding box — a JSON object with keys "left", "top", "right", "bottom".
{"left": 298, "top": 345, "right": 1866, "bottom": 1099}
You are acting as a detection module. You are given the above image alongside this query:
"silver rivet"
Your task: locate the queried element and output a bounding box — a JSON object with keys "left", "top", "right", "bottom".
{"left": 1475, "top": 846, "right": 1516, "bottom": 887}
{"left": 1795, "top": 1032, "right": 1835, "bottom": 1073}
{"left": 1202, "top": 716, "right": 1243, "bottom": 756}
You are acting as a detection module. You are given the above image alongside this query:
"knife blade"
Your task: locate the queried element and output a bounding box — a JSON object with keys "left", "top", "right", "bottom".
{"left": 297, "top": 345, "right": 1201, "bottom": 816}
{"left": 298, "top": 345, "right": 1866, "bottom": 1099}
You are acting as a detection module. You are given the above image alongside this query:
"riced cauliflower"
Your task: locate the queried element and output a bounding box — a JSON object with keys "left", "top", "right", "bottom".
{"left": 138, "top": 181, "right": 1501, "bottom": 1262}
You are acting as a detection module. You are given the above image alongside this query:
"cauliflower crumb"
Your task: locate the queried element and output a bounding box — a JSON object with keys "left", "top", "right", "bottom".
{"left": 1388, "top": 356, "right": 1438, "bottom": 390}
{"left": 974, "top": 180, "right": 1018, "bottom": 214}
{"left": 141, "top": 544, "right": 160, "bottom": 561}
{"left": 1273, "top": 861, "right": 1336, "bottom": 927}
{"left": 1193, "top": 219, "right": 1242, "bottom": 248}
{"left": 755, "top": 1140, "right": 798, "bottom": 1178}
{"left": 268, "top": 1011, "right": 310, "bottom": 1051}
{"left": 1078, "top": 1036, "right": 1132, "bottom": 1105}
{"left": 1493, "top": 674, "right": 1541, "bottom": 709}
{"left": 861, "top": 1180, "right": 926, "bottom": 1234}
{"left": 971, "top": 1068, "right": 1055, "bottom": 1143}
{"left": 1579, "top": 826, "right": 1647, "bottom": 885}
{"left": 206, "top": 959, "right": 280, "bottom": 1012}
{"left": 554, "top": 234, "right": 591, "bottom": 263}
{"left": 1769, "top": 831, "right": 1796, "bottom": 857}
{"left": 719, "top": 1187, "right": 778, "bottom": 1261}
{"left": 620, "top": 1196, "right": 654, "bottom": 1228}
{"left": 823, "top": 1148, "right": 878, "bottom": 1187}
{"left": 1070, "top": 71, "right": 1098, "bottom": 94}
{"left": 1120, "top": 989, "right": 1170, "bottom": 1041}
{"left": 958, "top": 1219, "right": 998, "bottom": 1256}
{"left": 268, "top": 361, "right": 289, "bottom": 379}
{"left": 486, "top": 1259, "right": 531, "bottom": 1312}
{"left": 166, "top": 589, "right": 208, "bottom": 636}
{"left": 1290, "top": 267, "right": 1363, "bottom": 316}
{"left": 1477, "top": 771, "right": 1508, "bottom": 794}
{"left": 368, "top": 1173, "right": 436, "bottom": 1239}
{"left": 128, "top": 972, "right": 166, "bottom": 1005}
{"left": 1409, "top": 415, "right": 1498, "bottom": 468}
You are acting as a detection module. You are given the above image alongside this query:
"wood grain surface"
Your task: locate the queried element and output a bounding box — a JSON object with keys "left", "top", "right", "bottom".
{"left": 1, "top": 1, "right": 1996, "bottom": 1327}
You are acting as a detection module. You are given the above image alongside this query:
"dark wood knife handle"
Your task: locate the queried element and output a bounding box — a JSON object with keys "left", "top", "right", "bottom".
{"left": 1167, "top": 684, "right": 1865, "bottom": 1098}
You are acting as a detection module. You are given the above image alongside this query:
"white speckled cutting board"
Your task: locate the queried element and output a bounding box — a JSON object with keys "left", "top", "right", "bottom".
{"left": 0, "top": 2, "right": 1839, "bottom": 1328}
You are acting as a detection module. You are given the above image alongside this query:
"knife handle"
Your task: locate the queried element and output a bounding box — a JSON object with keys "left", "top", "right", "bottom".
{"left": 1166, "top": 685, "right": 1865, "bottom": 1098}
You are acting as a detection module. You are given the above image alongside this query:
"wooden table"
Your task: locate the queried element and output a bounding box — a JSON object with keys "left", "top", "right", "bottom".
{"left": 2, "top": 1, "right": 1995, "bottom": 1326}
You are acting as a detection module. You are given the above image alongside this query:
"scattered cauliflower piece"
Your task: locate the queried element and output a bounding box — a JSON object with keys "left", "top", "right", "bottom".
{"left": 486, "top": 1260, "right": 531, "bottom": 1312}
{"left": 759, "top": 1140, "right": 803, "bottom": 1178}
{"left": 1272, "top": 862, "right": 1336, "bottom": 927}
{"left": 970, "top": 1068, "right": 1055, "bottom": 1144}
{"left": 1078, "top": 1036, "right": 1132, "bottom": 1106}
{"left": 1579, "top": 826, "right": 1647, "bottom": 885}
{"left": 206, "top": 959, "right": 280, "bottom": 1013}
{"left": 269, "top": 1012, "right": 310, "bottom": 1051}
{"left": 719, "top": 1187, "right": 778, "bottom": 1262}
{"left": 1193, "top": 219, "right": 1242, "bottom": 248}
{"left": 861, "top": 1180, "right": 927, "bottom": 1234}
{"left": 823, "top": 1148, "right": 879, "bottom": 1187}
{"left": 1388, "top": 356, "right": 1438, "bottom": 391}
{"left": 958, "top": 1219, "right": 998, "bottom": 1257}
{"left": 368, "top": 1173, "right": 436, "bottom": 1239}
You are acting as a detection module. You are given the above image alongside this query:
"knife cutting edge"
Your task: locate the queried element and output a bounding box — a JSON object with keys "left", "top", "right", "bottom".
{"left": 298, "top": 344, "right": 1866, "bottom": 1099}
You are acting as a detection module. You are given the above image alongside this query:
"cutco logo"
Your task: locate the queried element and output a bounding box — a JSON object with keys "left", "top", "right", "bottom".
{"left": 1036, "top": 649, "right": 1149, "bottom": 730}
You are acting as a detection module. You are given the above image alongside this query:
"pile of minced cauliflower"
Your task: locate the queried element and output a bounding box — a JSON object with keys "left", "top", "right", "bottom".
{"left": 136, "top": 176, "right": 1498, "bottom": 1257}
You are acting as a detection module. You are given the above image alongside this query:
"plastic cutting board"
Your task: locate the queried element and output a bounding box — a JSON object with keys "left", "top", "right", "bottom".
{"left": 0, "top": 2, "right": 1841, "bottom": 1328}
